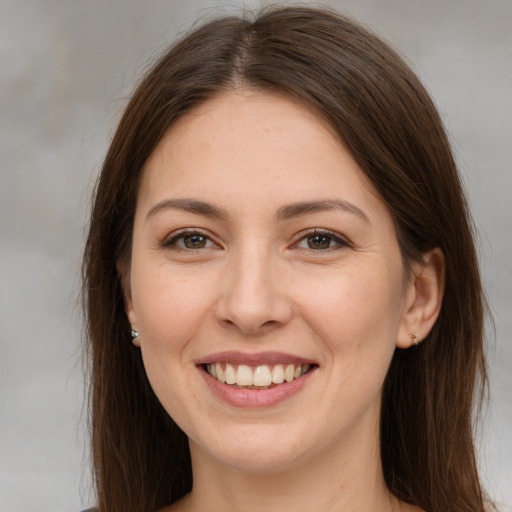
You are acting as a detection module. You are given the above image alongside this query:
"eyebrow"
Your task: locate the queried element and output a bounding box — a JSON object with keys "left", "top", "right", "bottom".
{"left": 277, "top": 199, "right": 370, "bottom": 223}
{"left": 145, "top": 197, "right": 370, "bottom": 224}
{"left": 146, "top": 198, "right": 228, "bottom": 221}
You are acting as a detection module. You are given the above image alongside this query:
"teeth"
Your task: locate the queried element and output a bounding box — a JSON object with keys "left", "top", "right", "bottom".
{"left": 271, "top": 364, "right": 284, "bottom": 384}
{"left": 253, "top": 365, "right": 272, "bottom": 386}
{"left": 284, "top": 364, "right": 295, "bottom": 382}
{"left": 215, "top": 362, "right": 225, "bottom": 383}
{"left": 206, "top": 362, "right": 311, "bottom": 388}
{"left": 236, "top": 365, "right": 253, "bottom": 386}
{"left": 225, "top": 363, "right": 236, "bottom": 385}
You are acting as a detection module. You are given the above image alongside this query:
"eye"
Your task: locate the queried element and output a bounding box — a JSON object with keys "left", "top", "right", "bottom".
{"left": 163, "top": 230, "right": 216, "bottom": 250}
{"left": 294, "top": 230, "right": 349, "bottom": 251}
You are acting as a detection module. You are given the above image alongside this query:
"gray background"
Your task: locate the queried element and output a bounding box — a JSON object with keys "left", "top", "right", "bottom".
{"left": 0, "top": 1, "right": 510, "bottom": 510}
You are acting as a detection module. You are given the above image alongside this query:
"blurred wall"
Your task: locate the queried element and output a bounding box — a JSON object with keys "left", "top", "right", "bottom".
{"left": 0, "top": 1, "right": 510, "bottom": 510}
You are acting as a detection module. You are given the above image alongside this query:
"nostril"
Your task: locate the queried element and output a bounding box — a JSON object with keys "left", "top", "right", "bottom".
{"left": 217, "top": 298, "right": 292, "bottom": 328}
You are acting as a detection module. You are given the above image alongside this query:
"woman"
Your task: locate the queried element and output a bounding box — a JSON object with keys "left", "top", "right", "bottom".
{"left": 82, "top": 6, "right": 494, "bottom": 512}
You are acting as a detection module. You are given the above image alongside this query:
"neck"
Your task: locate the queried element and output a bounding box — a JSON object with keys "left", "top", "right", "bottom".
{"left": 180, "top": 411, "right": 396, "bottom": 512}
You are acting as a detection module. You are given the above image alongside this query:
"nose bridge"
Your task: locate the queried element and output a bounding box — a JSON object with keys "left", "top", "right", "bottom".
{"left": 216, "top": 240, "right": 290, "bottom": 334}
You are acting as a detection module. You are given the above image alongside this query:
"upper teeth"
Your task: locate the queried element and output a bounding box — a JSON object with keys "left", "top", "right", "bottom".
{"left": 206, "top": 363, "right": 311, "bottom": 387}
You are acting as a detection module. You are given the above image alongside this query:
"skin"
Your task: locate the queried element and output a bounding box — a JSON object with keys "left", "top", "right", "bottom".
{"left": 122, "top": 90, "right": 443, "bottom": 512}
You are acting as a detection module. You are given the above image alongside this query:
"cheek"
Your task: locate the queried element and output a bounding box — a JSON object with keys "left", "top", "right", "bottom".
{"left": 132, "top": 263, "right": 215, "bottom": 343}
{"left": 293, "top": 259, "right": 405, "bottom": 358}
{"left": 131, "top": 268, "right": 211, "bottom": 421}
{"left": 299, "top": 262, "right": 404, "bottom": 421}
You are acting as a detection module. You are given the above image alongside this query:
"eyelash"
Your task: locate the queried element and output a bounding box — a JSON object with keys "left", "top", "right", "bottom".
{"left": 293, "top": 229, "right": 351, "bottom": 251}
{"left": 162, "top": 228, "right": 350, "bottom": 252}
{"left": 162, "top": 229, "right": 217, "bottom": 250}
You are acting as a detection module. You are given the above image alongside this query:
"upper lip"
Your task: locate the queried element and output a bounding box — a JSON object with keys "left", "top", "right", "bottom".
{"left": 195, "top": 351, "right": 318, "bottom": 366}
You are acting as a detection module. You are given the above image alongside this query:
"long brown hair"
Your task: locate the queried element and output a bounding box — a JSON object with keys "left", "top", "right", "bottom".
{"left": 82, "top": 6, "right": 493, "bottom": 512}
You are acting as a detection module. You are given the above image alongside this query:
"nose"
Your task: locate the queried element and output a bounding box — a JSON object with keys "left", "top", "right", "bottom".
{"left": 215, "top": 245, "right": 292, "bottom": 336}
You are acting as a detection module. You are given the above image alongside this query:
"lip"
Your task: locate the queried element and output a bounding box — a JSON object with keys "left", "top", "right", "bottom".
{"left": 196, "top": 352, "right": 318, "bottom": 408}
{"left": 195, "top": 350, "right": 317, "bottom": 366}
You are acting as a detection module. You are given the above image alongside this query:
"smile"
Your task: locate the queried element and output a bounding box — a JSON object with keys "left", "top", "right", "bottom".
{"left": 197, "top": 352, "right": 318, "bottom": 407}
{"left": 204, "top": 363, "right": 312, "bottom": 389}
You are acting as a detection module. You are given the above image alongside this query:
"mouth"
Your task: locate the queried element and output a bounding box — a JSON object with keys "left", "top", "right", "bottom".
{"left": 202, "top": 362, "right": 315, "bottom": 389}
{"left": 196, "top": 351, "right": 318, "bottom": 407}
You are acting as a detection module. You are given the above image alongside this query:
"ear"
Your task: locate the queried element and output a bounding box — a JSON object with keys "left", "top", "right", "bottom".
{"left": 116, "top": 260, "right": 140, "bottom": 347}
{"left": 396, "top": 248, "right": 445, "bottom": 349}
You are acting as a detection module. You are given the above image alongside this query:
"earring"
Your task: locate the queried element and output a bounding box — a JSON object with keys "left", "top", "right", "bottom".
{"left": 409, "top": 332, "right": 420, "bottom": 346}
{"left": 131, "top": 329, "right": 140, "bottom": 339}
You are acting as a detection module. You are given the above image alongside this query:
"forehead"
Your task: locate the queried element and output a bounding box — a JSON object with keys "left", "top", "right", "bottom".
{"left": 148, "top": 90, "right": 343, "bottom": 166}
{"left": 137, "top": 90, "right": 384, "bottom": 221}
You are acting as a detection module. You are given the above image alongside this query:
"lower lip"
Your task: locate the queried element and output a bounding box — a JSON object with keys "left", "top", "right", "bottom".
{"left": 199, "top": 366, "right": 316, "bottom": 408}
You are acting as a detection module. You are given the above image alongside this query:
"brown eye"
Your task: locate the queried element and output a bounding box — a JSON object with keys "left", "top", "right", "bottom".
{"left": 163, "top": 231, "right": 216, "bottom": 250}
{"left": 183, "top": 234, "right": 208, "bottom": 249}
{"left": 307, "top": 234, "right": 332, "bottom": 250}
{"left": 294, "top": 230, "right": 349, "bottom": 251}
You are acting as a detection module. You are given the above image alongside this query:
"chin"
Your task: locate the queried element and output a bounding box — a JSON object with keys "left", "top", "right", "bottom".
{"left": 190, "top": 423, "right": 311, "bottom": 473}
{"left": 209, "top": 447, "right": 304, "bottom": 474}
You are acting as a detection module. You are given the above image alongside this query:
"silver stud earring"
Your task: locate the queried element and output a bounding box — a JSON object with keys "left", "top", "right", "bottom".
{"left": 409, "top": 332, "right": 419, "bottom": 346}
{"left": 131, "top": 329, "right": 140, "bottom": 339}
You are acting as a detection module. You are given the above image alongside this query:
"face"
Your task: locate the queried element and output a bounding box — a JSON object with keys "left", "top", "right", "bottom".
{"left": 125, "top": 90, "right": 417, "bottom": 474}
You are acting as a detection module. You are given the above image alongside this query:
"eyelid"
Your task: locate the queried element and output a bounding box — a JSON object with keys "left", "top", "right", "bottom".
{"left": 161, "top": 228, "right": 220, "bottom": 249}
{"left": 292, "top": 228, "right": 352, "bottom": 250}
{"left": 159, "top": 227, "right": 351, "bottom": 251}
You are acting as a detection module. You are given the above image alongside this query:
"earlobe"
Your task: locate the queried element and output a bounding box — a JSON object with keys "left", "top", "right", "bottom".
{"left": 116, "top": 260, "right": 141, "bottom": 347}
{"left": 396, "top": 248, "right": 445, "bottom": 349}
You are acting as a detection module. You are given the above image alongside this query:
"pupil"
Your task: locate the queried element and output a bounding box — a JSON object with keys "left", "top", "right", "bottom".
{"left": 308, "top": 235, "right": 330, "bottom": 249}
{"left": 184, "top": 235, "right": 206, "bottom": 249}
